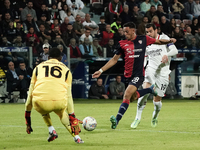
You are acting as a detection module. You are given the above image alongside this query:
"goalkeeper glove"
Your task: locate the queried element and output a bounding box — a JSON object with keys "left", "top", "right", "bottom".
{"left": 69, "top": 113, "right": 82, "bottom": 135}
{"left": 25, "top": 111, "right": 33, "bottom": 134}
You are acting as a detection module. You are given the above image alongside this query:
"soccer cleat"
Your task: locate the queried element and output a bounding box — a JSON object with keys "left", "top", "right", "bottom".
{"left": 74, "top": 137, "right": 84, "bottom": 144}
{"left": 150, "top": 84, "right": 158, "bottom": 96}
{"left": 110, "top": 115, "right": 117, "bottom": 129}
{"left": 130, "top": 119, "right": 140, "bottom": 129}
{"left": 47, "top": 130, "right": 58, "bottom": 142}
{"left": 151, "top": 118, "right": 158, "bottom": 127}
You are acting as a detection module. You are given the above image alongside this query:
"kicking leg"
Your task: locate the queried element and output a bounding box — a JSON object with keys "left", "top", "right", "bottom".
{"left": 110, "top": 85, "right": 137, "bottom": 129}
{"left": 151, "top": 96, "right": 162, "bottom": 127}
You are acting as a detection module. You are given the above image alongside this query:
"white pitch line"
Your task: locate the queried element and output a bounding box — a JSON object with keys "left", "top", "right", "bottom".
{"left": 0, "top": 125, "right": 199, "bottom": 135}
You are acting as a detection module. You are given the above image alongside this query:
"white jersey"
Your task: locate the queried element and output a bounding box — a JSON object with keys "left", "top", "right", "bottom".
{"left": 145, "top": 33, "right": 171, "bottom": 76}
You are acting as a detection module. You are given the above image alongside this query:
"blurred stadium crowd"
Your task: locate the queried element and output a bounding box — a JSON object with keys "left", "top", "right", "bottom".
{"left": 0, "top": 0, "right": 200, "bottom": 102}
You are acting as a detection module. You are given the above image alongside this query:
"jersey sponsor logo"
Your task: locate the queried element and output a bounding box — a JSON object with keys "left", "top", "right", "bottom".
{"left": 125, "top": 44, "right": 129, "bottom": 46}
{"left": 138, "top": 40, "right": 142, "bottom": 44}
{"left": 72, "top": 79, "right": 85, "bottom": 85}
{"left": 129, "top": 55, "right": 140, "bottom": 58}
{"left": 146, "top": 49, "right": 162, "bottom": 57}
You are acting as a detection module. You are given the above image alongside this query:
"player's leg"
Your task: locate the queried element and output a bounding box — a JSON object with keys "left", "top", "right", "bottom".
{"left": 54, "top": 109, "right": 84, "bottom": 143}
{"left": 110, "top": 84, "right": 138, "bottom": 129}
{"left": 151, "top": 96, "right": 162, "bottom": 127}
{"left": 33, "top": 100, "right": 58, "bottom": 142}
{"left": 151, "top": 75, "right": 168, "bottom": 127}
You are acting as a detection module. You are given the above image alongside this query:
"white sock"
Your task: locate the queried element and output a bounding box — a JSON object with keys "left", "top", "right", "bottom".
{"left": 152, "top": 101, "right": 162, "bottom": 119}
{"left": 74, "top": 135, "right": 81, "bottom": 140}
{"left": 48, "top": 126, "right": 55, "bottom": 133}
{"left": 135, "top": 94, "right": 149, "bottom": 120}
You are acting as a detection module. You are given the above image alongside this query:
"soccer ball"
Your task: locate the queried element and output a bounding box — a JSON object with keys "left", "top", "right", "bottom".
{"left": 82, "top": 116, "right": 97, "bottom": 131}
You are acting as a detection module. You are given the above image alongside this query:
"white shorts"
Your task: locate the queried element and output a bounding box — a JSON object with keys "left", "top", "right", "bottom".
{"left": 144, "top": 67, "right": 169, "bottom": 97}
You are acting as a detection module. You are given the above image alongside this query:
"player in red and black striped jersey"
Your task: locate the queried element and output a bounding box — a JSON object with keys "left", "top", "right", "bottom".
{"left": 92, "top": 22, "right": 176, "bottom": 129}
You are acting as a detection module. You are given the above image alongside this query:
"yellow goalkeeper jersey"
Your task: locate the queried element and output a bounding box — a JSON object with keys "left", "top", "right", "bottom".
{"left": 29, "top": 59, "right": 72, "bottom": 101}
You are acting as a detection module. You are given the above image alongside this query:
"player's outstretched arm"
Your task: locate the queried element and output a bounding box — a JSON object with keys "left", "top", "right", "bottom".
{"left": 155, "top": 38, "right": 176, "bottom": 45}
{"left": 92, "top": 54, "right": 121, "bottom": 78}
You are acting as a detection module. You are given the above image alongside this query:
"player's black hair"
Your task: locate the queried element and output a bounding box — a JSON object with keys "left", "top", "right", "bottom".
{"left": 49, "top": 47, "right": 61, "bottom": 58}
{"left": 123, "top": 22, "right": 136, "bottom": 29}
{"left": 145, "top": 23, "right": 157, "bottom": 30}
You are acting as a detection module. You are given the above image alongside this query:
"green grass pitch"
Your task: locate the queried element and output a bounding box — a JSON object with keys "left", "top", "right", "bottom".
{"left": 0, "top": 99, "right": 200, "bottom": 150}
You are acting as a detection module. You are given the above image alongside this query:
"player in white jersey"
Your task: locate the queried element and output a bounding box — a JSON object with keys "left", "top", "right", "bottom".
{"left": 130, "top": 23, "right": 178, "bottom": 128}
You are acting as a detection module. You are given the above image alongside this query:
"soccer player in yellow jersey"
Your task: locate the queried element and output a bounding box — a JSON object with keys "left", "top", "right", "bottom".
{"left": 25, "top": 47, "right": 84, "bottom": 143}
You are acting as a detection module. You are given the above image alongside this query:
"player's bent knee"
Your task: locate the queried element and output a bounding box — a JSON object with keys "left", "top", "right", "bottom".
{"left": 153, "top": 96, "right": 162, "bottom": 102}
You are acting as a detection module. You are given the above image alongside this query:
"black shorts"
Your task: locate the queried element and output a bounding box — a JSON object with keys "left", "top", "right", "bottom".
{"left": 124, "top": 76, "right": 144, "bottom": 89}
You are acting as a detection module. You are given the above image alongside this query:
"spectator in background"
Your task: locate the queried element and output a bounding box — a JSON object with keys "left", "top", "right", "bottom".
{"left": 145, "top": 5, "right": 157, "bottom": 22}
{"left": 36, "top": 4, "right": 50, "bottom": 23}
{"left": 151, "top": 0, "right": 162, "bottom": 9}
{"left": 184, "top": 0, "right": 195, "bottom": 20}
{"left": 6, "top": 61, "right": 28, "bottom": 102}
{"left": 66, "top": 0, "right": 85, "bottom": 18}
{"left": 16, "top": 61, "right": 33, "bottom": 88}
{"left": 110, "top": 17, "right": 122, "bottom": 33}
{"left": 156, "top": 4, "right": 168, "bottom": 20}
{"left": 16, "top": 22, "right": 25, "bottom": 42}
{"left": 195, "top": 26, "right": 200, "bottom": 48}
{"left": 13, "top": 36, "right": 25, "bottom": 47}
{"left": 83, "top": 13, "right": 99, "bottom": 36}
{"left": 172, "top": 0, "right": 184, "bottom": 19}
{"left": 190, "top": 18, "right": 199, "bottom": 35}
{"left": 140, "top": 0, "right": 151, "bottom": 14}
{"left": 151, "top": 15, "right": 160, "bottom": 28}
{"left": 45, "top": 0, "right": 57, "bottom": 8}
{"left": 79, "top": 37, "right": 94, "bottom": 58}
{"left": 58, "top": 0, "right": 67, "bottom": 10}
{"left": 37, "top": 24, "right": 51, "bottom": 44}
{"left": 171, "top": 26, "right": 186, "bottom": 48}
{"left": 88, "top": 78, "right": 108, "bottom": 99}
{"left": 99, "top": 24, "right": 114, "bottom": 46}
{"left": 66, "top": 11, "right": 75, "bottom": 24}
{"left": 50, "top": 25, "right": 62, "bottom": 41}
{"left": 59, "top": 4, "right": 70, "bottom": 22}
{"left": 160, "top": 16, "right": 171, "bottom": 36}
{"left": 119, "top": 5, "right": 132, "bottom": 26}
{"left": 98, "top": 16, "right": 107, "bottom": 34}
{"left": 57, "top": 44, "right": 68, "bottom": 66}
{"left": 127, "top": 0, "right": 138, "bottom": 13}
{"left": 62, "top": 23, "right": 78, "bottom": 46}
{"left": 26, "top": 27, "right": 40, "bottom": 45}
{"left": 113, "top": 27, "right": 125, "bottom": 45}
{"left": 50, "top": 18, "right": 60, "bottom": 31}
{"left": 4, "top": 21, "right": 17, "bottom": 42}
{"left": 185, "top": 26, "right": 195, "bottom": 48}
{"left": 162, "top": 0, "right": 174, "bottom": 19}
{"left": 169, "top": 18, "right": 176, "bottom": 35}
{"left": 190, "top": 37, "right": 198, "bottom": 48}
{"left": 109, "top": 75, "right": 125, "bottom": 99}
{"left": 69, "top": 38, "right": 82, "bottom": 58}
{"left": 51, "top": 35, "right": 66, "bottom": 51}
{"left": 35, "top": 43, "right": 49, "bottom": 65}
{"left": 23, "top": 14, "right": 39, "bottom": 34}
{"left": 60, "top": 17, "right": 69, "bottom": 33}
{"left": 73, "top": 14, "right": 84, "bottom": 37}
{"left": 80, "top": 29, "right": 93, "bottom": 43}
{"left": 37, "top": 14, "right": 51, "bottom": 32}
{"left": 164, "top": 75, "right": 177, "bottom": 99}
{"left": 21, "top": 1, "right": 37, "bottom": 22}
{"left": 49, "top": 3, "right": 60, "bottom": 24}
{"left": 2, "top": 13, "right": 12, "bottom": 32}
{"left": 92, "top": 39, "right": 103, "bottom": 57}
{"left": 105, "top": 38, "right": 115, "bottom": 57}
{"left": 194, "top": 0, "right": 200, "bottom": 18}
{"left": 106, "top": 0, "right": 123, "bottom": 24}
{"left": 1, "top": 36, "right": 12, "bottom": 47}
{"left": 137, "top": 16, "right": 149, "bottom": 35}
{"left": 1, "top": 0, "right": 17, "bottom": 20}
{"left": 131, "top": 5, "right": 144, "bottom": 27}
{"left": 180, "top": 22, "right": 186, "bottom": 34}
